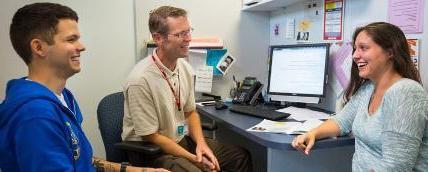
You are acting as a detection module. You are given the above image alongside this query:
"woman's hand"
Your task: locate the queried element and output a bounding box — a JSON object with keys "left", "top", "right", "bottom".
{"left": 291, "top": 132, "right": 316, "bottom": 155}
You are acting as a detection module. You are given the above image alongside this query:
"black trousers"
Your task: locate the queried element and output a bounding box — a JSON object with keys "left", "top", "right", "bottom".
{"left": 128, "top": 136, "right": 252, "bottom": 172}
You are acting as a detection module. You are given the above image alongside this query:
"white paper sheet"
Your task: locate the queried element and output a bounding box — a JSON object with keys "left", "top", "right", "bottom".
{"left": 195, "top": 100, "right": 216, "bottom": 106}
{"left": 276, "top": 106, "right": 331, "bottom": 121}
{"left": 246, "top": 119, "right": 324, "bottom": 135}
{"left": 187, "top": 49, "right": 207, "bottom": 70}
{"left": 246, "top": 119, "right": 301, "bottom": 134}
{"left": 195, "top": 66, "right": 213, "bottom": 93}
{"left": 295, "top": 119, "right": 324, "bottom": 134}
{"left": 285, "top": 18, "right": 295, "bottom": 39}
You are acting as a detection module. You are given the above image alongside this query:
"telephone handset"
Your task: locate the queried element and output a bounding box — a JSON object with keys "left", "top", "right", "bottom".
{"left": 232, "top": 77, "right": 264, "bottom": 105}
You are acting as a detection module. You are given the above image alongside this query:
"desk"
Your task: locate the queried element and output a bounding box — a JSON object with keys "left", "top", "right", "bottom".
{"left": 197, "top": 105, "right": 355, "bottom": 172}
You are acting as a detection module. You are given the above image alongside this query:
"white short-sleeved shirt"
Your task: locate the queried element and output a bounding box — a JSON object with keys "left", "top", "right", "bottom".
{"left": 122, "top": 49, "right": 196, "bottom": 142}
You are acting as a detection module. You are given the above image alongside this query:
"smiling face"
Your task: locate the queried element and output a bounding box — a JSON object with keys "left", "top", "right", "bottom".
{"left": 352, "top": 31, "right": 393, "bottom": 81}
{"left": 158, "top": 16, "right": 191, "bottom": 59}
{"left": 45, "top": 19, "right": 85, "bottom": 78}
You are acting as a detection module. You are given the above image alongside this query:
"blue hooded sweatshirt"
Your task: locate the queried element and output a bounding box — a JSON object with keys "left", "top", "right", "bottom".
{"left": 0, "top": 78, "right": 94, "bottom": 172}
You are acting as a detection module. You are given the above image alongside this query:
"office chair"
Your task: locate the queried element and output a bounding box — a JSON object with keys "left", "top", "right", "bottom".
{"left": 97, "top": 92, "right": 161, "bottom": 165}
{"left": 97, "top": 92, "right": 217, "bottom": 165}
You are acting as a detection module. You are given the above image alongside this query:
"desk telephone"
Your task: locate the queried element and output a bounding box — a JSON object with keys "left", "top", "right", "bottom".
{"left": 232, "top": 77, "right": 264, "bottom": 105}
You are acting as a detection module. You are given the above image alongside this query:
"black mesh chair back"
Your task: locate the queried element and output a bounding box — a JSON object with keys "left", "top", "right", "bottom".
{"left": 97, "top": 92, "right": 128, "bottom": 162}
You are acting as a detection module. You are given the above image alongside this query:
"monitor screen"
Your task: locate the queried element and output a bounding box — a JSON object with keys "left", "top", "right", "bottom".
{"left": 267, "top": 43, "right": 329, "bottom": 104}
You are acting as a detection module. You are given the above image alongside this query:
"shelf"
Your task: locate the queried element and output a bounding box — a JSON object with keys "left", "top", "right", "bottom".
{"left": 242, "top": 0, "right": 301, "bottom": 11}
{"left": 146, "top": 43, "right": 223, "bottom": 49}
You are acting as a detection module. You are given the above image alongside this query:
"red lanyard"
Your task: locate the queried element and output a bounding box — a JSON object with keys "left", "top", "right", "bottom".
{"left": 152, "top": 55, "right": 181, "bottom": 111}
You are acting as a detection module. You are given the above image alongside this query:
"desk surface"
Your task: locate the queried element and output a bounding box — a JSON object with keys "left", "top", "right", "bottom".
{"left": 197, "top": 105, "right": 354, "bottom": 150}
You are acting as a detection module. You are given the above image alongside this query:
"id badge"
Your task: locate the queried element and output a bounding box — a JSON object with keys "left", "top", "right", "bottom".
{"left": 176, "top": 121, "right": 189, "bottom": 137}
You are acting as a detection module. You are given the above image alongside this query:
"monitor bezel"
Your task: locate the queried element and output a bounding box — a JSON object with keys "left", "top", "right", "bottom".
{"left": 267, "top": 43, "right": 330, "bottom": 99}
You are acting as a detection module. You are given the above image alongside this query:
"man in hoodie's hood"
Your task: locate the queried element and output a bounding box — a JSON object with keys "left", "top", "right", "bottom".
{"left": 0, "top": 3, "right": 92, "bottom": 171}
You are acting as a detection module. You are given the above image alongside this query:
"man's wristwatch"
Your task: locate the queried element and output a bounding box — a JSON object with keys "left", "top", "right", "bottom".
{"left": 120, "top": 162, "right": 129, "bottom": 172}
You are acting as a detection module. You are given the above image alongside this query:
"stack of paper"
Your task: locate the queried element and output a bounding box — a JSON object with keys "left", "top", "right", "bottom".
{"left": 246, "top": 119, "right": 323, "bottom": 135}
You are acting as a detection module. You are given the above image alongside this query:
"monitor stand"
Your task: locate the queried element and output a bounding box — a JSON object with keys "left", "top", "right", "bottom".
{"left": 288, "top": 102, "right": 306, "bottom": 108}
{"left": 265, "top": 100, "right": 305, "bottom": 109}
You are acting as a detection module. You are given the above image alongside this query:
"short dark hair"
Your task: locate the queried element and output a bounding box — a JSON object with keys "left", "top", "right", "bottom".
{"left": 9, "top": 3, "right": 78, "bottom": 65}
{"left": 344, "top": 22, "right": 421, "bottom": 102}
{"left": 148, "top": 6, "right": 187, "bottom": 35}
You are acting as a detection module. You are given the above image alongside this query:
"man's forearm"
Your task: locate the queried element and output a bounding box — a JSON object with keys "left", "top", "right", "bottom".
{"left": 93, "top": 157, "right": 122, "bottom": 171}
{"left": 92, "top": 157, "right": 158, "bottom": 172}
{"left": 143, "top": 133, "right": 196, "bottom": 161}
{"left": 185, "top": 110, "right": 206, "bottom": 144}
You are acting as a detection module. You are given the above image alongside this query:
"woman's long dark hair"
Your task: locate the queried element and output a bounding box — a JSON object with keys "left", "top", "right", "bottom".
{"left": 343, "top": 22, "right": 421, "bottom": 103}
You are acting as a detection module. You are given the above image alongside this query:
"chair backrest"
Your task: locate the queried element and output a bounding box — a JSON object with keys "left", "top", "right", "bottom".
{"left": 97, "top": 92, "right": 128, "bottom": 162}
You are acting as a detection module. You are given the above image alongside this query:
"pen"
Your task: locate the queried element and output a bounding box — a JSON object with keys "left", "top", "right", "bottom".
{"left": 233, "top": 75, "right": 238, "bottom": 88}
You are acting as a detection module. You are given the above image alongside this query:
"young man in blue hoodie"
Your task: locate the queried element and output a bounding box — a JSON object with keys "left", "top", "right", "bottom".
{"left": 0, "top": 3, "right": 168, "bottom": 172}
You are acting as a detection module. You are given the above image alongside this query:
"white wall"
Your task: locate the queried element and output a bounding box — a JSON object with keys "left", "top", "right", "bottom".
{"left": 0, "top": 0, "right": 136, "bottom": 158}
{"left": 0, "top": 1, "right": 28, "bottom": 94}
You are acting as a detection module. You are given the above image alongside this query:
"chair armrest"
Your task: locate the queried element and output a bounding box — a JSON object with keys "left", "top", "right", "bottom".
{"left": 114, "top": 141, "right": 161, "bottom": 155}
{"left": 202, "top": 122, "right": 217, "bottom": 131}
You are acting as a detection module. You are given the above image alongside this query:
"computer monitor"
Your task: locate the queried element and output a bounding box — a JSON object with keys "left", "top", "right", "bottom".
{"left": 267, "top": 43, "right": 329, "bottom": 104}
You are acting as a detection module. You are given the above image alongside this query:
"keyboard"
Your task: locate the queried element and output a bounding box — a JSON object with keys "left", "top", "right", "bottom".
{"left": 229, "top": 105, "right": 290, "bottom": 121}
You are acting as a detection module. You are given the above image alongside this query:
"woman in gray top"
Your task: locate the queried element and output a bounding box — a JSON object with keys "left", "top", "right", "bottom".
{"left": 292, "top": 22, "right": 428, "bottom": 171}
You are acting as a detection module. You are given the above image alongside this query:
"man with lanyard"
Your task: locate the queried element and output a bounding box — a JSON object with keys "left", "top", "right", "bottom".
{"left": 0, "top": 3, "right": 168, "bottom": 172}
{"left": 122, "top": 6, "right": 252, "bottom": 172}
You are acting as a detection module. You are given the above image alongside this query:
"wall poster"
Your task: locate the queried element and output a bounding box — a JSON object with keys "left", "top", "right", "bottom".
{"left": 323, "top": 0, "right": 344, "bottom": 40}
